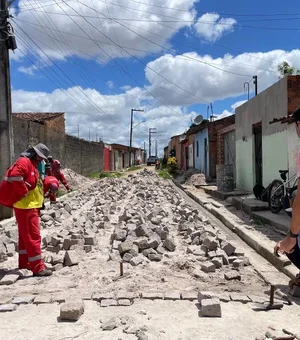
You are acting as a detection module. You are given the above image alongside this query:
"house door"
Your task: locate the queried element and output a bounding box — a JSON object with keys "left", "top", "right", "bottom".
{"left": 204, "top": 138, "right": 208, "bottom": 176}
{"left": 253, "top": 123, "right": 262, "bottom": 185}
{"left": 223, "top": 131, "right": 236, "bottom": 184}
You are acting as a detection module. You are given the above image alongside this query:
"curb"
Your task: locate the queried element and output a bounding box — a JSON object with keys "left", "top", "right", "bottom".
{"left": 172, "top": 180, "right": 297, "bottom": 280}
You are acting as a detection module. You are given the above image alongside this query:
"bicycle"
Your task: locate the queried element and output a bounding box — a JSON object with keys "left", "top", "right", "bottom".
{"left": 268, "top": 170, "right": 298, "bottom": 217}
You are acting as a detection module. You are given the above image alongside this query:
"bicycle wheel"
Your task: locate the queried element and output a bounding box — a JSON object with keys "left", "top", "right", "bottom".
{"left": 268, "top": 179, "right": 284, "bottom": 214}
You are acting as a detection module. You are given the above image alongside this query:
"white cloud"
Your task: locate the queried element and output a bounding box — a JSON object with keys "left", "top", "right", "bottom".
{"left": 194, "top": 13, "right": 237, "bottom": 42}
{"left": 11, "top": 86, "right": 194, "bottom": 153}
{"left": 144, "top": 49, "right": 300, "bottom": 105}
{"left": 13, "top": 0, "right": 197, "bottom": 62}
{"left": 217, "top": 100, "right": 246, "bottom": 120}
{"left": 17, "top": 65, "right": 38, "bottom": 76}
{"left": 106, "top": 80, "right": 114, "bottom": 89}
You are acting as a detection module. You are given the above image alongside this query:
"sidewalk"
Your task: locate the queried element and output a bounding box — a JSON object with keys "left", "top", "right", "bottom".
{"left": 173, "top": 181, "right": 298, "bottom": 280}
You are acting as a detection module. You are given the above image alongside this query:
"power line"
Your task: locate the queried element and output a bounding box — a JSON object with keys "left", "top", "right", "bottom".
{"left": 51, "top": 0, "right": 207, "bottom": 116}
{"left": 19, "top": 1, "right": 127, "bottom": 123}
{"left": 15, "top": 23, "right": 121, "bottom": 125}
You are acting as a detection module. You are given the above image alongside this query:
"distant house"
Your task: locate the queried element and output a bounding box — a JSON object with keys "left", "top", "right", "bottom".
{"left": 235, "top": 76, "right": 300, "bottom": 191}
{"left": 185, "top": 115, "right": 235, "bottom": 178}
{"left": 110, "top": 143, "right": 144, "bottom": 170}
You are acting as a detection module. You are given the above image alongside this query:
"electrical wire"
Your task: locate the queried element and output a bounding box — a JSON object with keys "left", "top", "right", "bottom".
{"left": 14, "top": 22, "right": 121, "bottom": 125}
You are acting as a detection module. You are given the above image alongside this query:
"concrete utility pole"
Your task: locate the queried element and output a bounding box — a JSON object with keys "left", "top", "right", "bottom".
{"left": 253, "top": 75, "right": 258, "bottom": 96}
{"left": 129, "top": 108, "right": 144, "bottom": 167}
{"left": 148, "top": 128, "right": 157, "bottom": 157}
{"left": 0, "top": 0, "right": 15, "bottom": 219}
{"left": 155, "top": 140, "right": 158, "bottom": 157}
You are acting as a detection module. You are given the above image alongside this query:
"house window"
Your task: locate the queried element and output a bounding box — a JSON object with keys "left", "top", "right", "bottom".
{"left": 196, "top": 141, "right": 199, "bottom": 157}
{"left": 288, "top": 81, "right": 292, "bottom": 89}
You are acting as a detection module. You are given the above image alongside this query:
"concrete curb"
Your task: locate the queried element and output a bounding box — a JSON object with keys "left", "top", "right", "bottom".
{"left": 172, "top": 180, "right": 297, "bottom": 280}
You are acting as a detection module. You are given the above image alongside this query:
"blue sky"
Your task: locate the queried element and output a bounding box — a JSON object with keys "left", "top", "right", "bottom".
{"left": 9, "top": 0, "right": 300, "bottom": 152}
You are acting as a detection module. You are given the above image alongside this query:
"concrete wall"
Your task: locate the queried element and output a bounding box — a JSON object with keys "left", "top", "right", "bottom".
{"left": 194, "top": 128, "right": 209, "bottom": 176}
{"left": 13, "top": 117, "right": 104, "bottom": 177}
{"left": 235, "top": 77, "right": 289, "bottom": 191}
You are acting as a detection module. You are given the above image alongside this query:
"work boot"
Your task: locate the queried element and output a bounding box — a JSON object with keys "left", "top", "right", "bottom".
{"left": 33, "top": 269, "right": 53, "bottom": 277}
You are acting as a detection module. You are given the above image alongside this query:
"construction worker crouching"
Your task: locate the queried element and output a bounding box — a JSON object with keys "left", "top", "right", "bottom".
{"left": 47, "top": 155, "right": 71, "bottom": 192}
{"left": 43, "top": 176, "right": 59, "bottom": 204}
{"left": 0, "top": 143, "right": 53, "bottom": 277}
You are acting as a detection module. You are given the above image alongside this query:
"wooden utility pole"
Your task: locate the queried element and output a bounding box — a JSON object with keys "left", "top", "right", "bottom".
{"left": 0, "top": 0, "right": 14, "bottom": 219}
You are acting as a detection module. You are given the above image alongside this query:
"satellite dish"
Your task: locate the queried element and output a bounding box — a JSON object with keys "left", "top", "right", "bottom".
{"left": 179, "top": 133, "right": 186, "bottom": 141}
{"left": 194, "top": 114, "right": 203, "bottom": 125}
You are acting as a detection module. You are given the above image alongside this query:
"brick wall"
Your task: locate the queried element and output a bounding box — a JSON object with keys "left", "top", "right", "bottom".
{"left": 12, "top": 116, "right": 104, "bottom": 176}
{"left": 208, "top": 115, "right": 235, "bottom": 178}
{"left": 217, "top": 124, "right": 235, "bottom": 164}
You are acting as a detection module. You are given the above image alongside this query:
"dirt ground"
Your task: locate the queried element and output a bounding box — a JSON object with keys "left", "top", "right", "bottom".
{"left": 1, "top": 168, "right": 300, "bottom": 340}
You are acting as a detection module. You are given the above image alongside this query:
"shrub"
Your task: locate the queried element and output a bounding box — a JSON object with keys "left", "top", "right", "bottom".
{"left": 167, "top": 157, "right": 177, "bottom": 174}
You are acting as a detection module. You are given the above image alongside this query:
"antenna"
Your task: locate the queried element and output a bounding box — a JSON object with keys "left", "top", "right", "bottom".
{"left": 194, "top": 114, "right": 204, "bottom": 125}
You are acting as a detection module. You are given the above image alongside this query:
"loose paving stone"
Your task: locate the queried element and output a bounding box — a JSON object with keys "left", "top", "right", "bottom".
{"left": 201, "top": 298, "right": 222, "bottom": 318}
{"left": 5, "top": 243, "right": 16, "bottom": 257}
{"left": 249, "top": 295, "right": 268, "bottom": 304}
{"left": 33, "top": 295, "right": 53, "bottom": 304}
{"left": 0, "top": 274, "right": 19, "bottom": 285}
{"left": 198, "top": 291, "right": 218, "bottom": 303}
{"left": 101, "top": 317, "right": 119, "bottom": 331}
{"left": 211, "top": 257, "right": 223, "bottom": 269}
{"left": 290, "top": 285, "right": 300, "bottom": 297}
{"left": 100, "top": 299, "right": 118, "bottom": 307}
{"left": 93, "top": 292, "right": 115, "bottom": 302}
{"left": 11, "top": 296, "right": 34, "bottom": 305}
{"left": 0, "top": 296, "right": 12, "bottom": 305}
{"left": 60, "top": 299, "right": 84, "bottom": 321}
{"left": 163, "top": 238, "right": 176, "bottom": 252}
{"left": 0, "top": 304, "right": 18, "bottom": 312}
{"left": 181, "top": 291, "right": 198, "bottom": 301}
{"left": 118, "top": 299, "right": 131, "bottom": 306}
{"left": 148, "top": 254, "right": 162, "bottom": 262}
{"left": 221, "top": 241, "right": 236, "bottom": 256}
{"left": 224, "top": 271, "right": 241, "bottom": 281}
{"left": 232, "top": 258, "right": 244, "bottom": 268}
{"left": 141, "top": 292, "right": 164, "bottom": 300}
{"left": 230, "top": 293, "right": 251, "bottom": 303}
{"left": 64, "top": 250, "right": 81, "bottom": 266}
{"left": 164, "top": 291, "right": 181, "bottom": 300}
{"left": 52, "top": 294, "right": 66, "bottom": 303}
{"left": 201, "top": 261, "right": 216, "bottom": 273}
{"left": 130, "top": 255, "right": 144, "bottom": 266}
{"left": 124, "top": 326, "right": 140, "bottom": 334}
{"left": 218, "top": 293, "right": 231, "bottom": 303}
{"left": 116, "top": 292, "right": 139, "bottom": 300}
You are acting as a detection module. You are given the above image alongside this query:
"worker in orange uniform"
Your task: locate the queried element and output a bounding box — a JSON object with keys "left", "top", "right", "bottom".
{"left": 43, "top": 176, "right": 59, "bottom": 204}
{"left": 47, "top": 156, "right": 71, "bottom": 191}
{"left": 0, "top": 143, "right": 53, "bottom": 277}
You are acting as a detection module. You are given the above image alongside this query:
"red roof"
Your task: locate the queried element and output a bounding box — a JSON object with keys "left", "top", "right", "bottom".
{"left": 13, "top": 112, "right": 64, "bottom": 122}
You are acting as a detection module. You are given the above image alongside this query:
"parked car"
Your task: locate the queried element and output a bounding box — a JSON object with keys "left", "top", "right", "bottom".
{"left": 147, "top": 156, "right": 158, "bottom": 166}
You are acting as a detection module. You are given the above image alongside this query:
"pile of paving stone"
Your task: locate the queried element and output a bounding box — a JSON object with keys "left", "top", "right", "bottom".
{"left": 42, "top": 228, "right": 97, "bottom": 271}
{"left": 0, "top": 224, "right": 18, "bottom": 263}
{"left": 178, "top": 212, "right": 249, "bottom": 278}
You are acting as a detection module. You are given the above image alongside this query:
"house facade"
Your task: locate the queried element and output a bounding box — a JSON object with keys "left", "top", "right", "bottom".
{"left": 235, "top": 76, "right": 300, "bottom": 191}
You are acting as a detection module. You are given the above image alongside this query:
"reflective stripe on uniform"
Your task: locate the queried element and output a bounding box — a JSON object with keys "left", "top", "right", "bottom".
{"left": 18, "top": 249, "right": 27, "bottom": 255}
{"left": 28, "top": 254, "right": 42, "bottom": 262}
{"left": 4, "top": 176, "right": 24, "bottom": 182}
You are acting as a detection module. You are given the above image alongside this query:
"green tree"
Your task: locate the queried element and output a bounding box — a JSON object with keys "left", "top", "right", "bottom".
{"left": 278, "top": 61, "right": 300, "bottom": 77}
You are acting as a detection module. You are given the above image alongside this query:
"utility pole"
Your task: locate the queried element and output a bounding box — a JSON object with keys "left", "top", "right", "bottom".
{"left": 155, "top": 140, "right": 158, "bottom": 157}
{"left": 77, "top": 125, "right": 80, "bottom": 139}
{"left": 253, "top": 75, "right": 258, "bottom": 96}
{"left": 143, "top": 141, "right": 146, "bottom": 163}
{"left": 129, "top": 108, "right": 144, "bottom": 166}
{"left": 0, "top": 0, "right": 16, "bottom": 219}
{"left": 148, "top": 128, "right": 157, "bottom": 157}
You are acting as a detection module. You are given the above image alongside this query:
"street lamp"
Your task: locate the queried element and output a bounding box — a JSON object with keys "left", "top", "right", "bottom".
{"left": 129, "top": 108, "right": 144, "bottom": 166}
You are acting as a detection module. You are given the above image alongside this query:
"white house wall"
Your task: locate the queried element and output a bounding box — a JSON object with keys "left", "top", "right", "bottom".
{"left": 235, "top": 77, "right": 289, "bottom": 191}
{"left": 287, "top": 123, "right": 300, "bottom": 177}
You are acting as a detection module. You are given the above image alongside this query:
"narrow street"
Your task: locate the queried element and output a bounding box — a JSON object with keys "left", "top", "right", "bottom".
{"left": 0, "top": 168, "right": 300, "bottom": 340}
